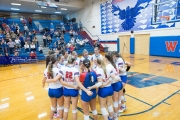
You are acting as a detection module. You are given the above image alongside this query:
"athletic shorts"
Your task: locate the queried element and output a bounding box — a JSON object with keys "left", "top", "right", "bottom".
{"left": 112, "top": 81, "right": 123, "bottom": 92}
{"left": 98, "top": 86, "right": 114, "bottom": 98}
{"left": 120, "top": 75, "right": 127, "bottom": 83}
{"left": 63, "top": 88, "right": 79, "bottom": 97}
{"left": 81, "top": 89, "right": 97, "bottom": 102}
{"left": 48, "top": 87, "right": 63, "bottom": 98}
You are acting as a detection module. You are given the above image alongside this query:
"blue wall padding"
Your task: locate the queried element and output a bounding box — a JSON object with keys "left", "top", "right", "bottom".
{"left": 130, "top": 37, "right": 135, "bottom": 54}
{"left": 150, "top": 36, "right": 180, "bottom": 58}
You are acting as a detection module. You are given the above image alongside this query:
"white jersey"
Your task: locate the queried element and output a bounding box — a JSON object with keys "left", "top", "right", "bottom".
{"left": 115, "top": 58, "right": 127, "bottom": 76}
{"left": 63, "top": 59, "right": 68, "bottom": 66}
{"left": 96, "top": 67, "right": 111, "bottom": 87}
{"left": 57, "top": 62, "right": 65, "bottom": 69}
{"left": 44, "top": 68, "right": 62, "bottom": 89}
{"left": 59, "top": 66, "right": 80, "bottom": 89}
{"left": 74, "top": 57, "right": 81, "bottom": 70}
{"left": 106, "top": 63, "right": 119, "bottom": 84}
{"left": 91, "top": 54, "right": 103, "bottom": 61}
{"left": 80, "top": 55, "right": 91, "bottom": 62}
{"left": 91, "top": 54, "right": 103, "bottom": 71}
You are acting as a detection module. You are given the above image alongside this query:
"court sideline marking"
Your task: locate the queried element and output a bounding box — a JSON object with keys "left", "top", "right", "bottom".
{"left": 77, "top": 89, "right": 180, "bottom": 117}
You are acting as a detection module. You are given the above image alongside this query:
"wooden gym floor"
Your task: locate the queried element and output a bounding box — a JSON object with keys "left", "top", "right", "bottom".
{"left": 0, "top": 53, "right": 180, "bottom": 120}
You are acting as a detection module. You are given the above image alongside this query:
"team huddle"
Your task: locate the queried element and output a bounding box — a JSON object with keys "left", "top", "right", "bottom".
{"left": 43, "top": 47, "right": 131, "bottom": 120}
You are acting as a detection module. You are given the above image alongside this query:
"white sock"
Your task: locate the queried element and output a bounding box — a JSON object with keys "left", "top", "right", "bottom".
{"left": 122, "top": 103, "right": 126, "bottom": 107}
{"left": 84, "top": 115, "right": 89, "bottom": 120}
{"left": 113, "top": 112, "right": 118, "bottom": 118}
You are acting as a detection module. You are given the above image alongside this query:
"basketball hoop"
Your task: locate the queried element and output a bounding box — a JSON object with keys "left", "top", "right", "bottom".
{"left": 160, "top": 16, "right": 170, "bottom": 25}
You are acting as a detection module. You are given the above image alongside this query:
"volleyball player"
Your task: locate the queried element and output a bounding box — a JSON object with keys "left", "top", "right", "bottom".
{"left": 72, "top": 51, "right": 81, "bottom": 70}
{"left": 62, "top": 50, "right": 68, "bottom": 65}
{"left": 112, "top": 52, "right": 131, "bottom": 113}
{"left": 104, "top": 52, "right": 122, "bottom": 120}
{"left": 80, "top": 49, "right": 92, "bottom": 63}
{"left": 76, "top": 59, "right": 100, "bottom": 120}
{"left": 91, "top": 47, "right": 103, "bottom": 70}
{"left": 42, "top": 55, "right": 64, "bottom": 120}
{"left": 57, "top": 54, "right": 65, "bottom": 69}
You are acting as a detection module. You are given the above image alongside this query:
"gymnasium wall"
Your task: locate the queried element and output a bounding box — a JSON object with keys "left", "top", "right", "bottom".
{"left": 67, "top": 0, "right": 180, "bottom": 52}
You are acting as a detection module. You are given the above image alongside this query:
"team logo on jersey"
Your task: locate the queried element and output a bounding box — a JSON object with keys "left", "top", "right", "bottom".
{"left": 165, "top": 41, "right": 178, "bottom": 52}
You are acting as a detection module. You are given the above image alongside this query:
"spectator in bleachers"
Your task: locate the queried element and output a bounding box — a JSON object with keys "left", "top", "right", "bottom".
{"left": 61, "top": 25, "right": 65, "bottom": 34}
{"left": 10, "top": 22, "right": 16, "bottom": 32}
{"left": 30, "top": 51, "right": 36, "bottom": 59}
{"left": 20, "top": 16, "right": 23, "bottom": 23}
{"left": 94, "top": 40, "right": 100, "bottom": 49}
{"left": 0, "top": 20, "right": 2, "bottom": 30}
{"left": 3, "top": 17, "right": 9, "bottom": 25}
{"left": 70, "top": 37, "right": 75, "bottom": 44}
{"left": 22, "top": 17, "right": 27, "bottom": 25}
{"left": 0, "top": 31, "right": 4, "bottom": 41}
{"left": 24, "top": 42, "right": 30, "bottom": 52}
{"left": 50, "top": 23, "right": 54, "bottom": 29}
{"left": 1, "top": 38, "right": 8, "bottom": 54}
{"left": 65, "top": 45, "right": 70, "bottom": 54}
{"left": 15, "top": 24, "right": 20, "bottom": 36}
{"left": 5, "top": 32, "right": 11, "bottom": 42}
{"left": 38, "top": 45, "right": 43, "bottom": 54}
{"left": 7, "top": 39, "right": 15, "bottom": 54}
{"left": 30, "top": 42, "right": 36, "bottom": 52}
{"left": 32, "top": 36, "right": 38, "bottom": 47}
{"left": 25, "top": 35, "right": 31, "bottom": 45}
{"left": 14, "top": 46, "right": 20, "bottom": 54}
{"left": 56, "top": 23, "right": 60, "bottom": 30}
{"left": 24, "top": 24, "right": 28, "bottom": 35}
{"left": 14, "top": 51, "right": 19, "bottom": 56}
{"left": 42, "top": 34, "right": 47, "bottom": 47}
{"left": 85, "top": 38, "right": 89, "bottom": 44}
{"left": 69, "top": 44, "right": 75, "bottom": 54}
{"left": 47, "top": 35, "right": 52, "bottom": 47}
{"left": 28, "top": 31, "right": 32, "bottom": 42}
{"left": 54, "top": 30, "right": 59, "bottom": 37}
{"left": 69, "top": 30, "right": 73, "bottom": 38}
{"left": 15, "top": 37, "right": 21, "bottom": 49}
{"left": 28, "top": 17, "right": 33, "bottom": 28}
{"left": 79, "top": 20, "right": 83, "bottom": 31}
{"left": 32, "top": 29, "right": 36, "bottom": 37}
{"left": 19, "top": 34, "right": 25, "bottom": 48}
{"left": 11, "top": 31, "right": 17, "bottom": 41}
{"left": 50, "top": 29, "right": 54, "bottom": 39}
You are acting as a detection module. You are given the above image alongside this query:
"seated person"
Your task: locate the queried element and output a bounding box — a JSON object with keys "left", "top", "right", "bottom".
{"left": 15, "top": 37, "right": 21, "bottom": 48}
{"left": 38, "top": 45, "right": 43, "bottom": 54}
{"left": 24, "top": 42, "right": 30, "bottom": 52}
{"left": 30, "top": 42, "right": 36, "bottom": 51}
{"left": 30, "top": 51, "right": 36, "bottom": 59}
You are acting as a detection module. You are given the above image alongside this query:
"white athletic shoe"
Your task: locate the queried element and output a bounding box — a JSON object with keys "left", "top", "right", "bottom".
{"left": 119, "top": 106, "right": 127, "bottom": 113}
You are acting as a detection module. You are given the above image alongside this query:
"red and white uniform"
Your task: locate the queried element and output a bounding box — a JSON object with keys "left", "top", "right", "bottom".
{"left": 59, "top": 66, "right": 79, "bottom": 89}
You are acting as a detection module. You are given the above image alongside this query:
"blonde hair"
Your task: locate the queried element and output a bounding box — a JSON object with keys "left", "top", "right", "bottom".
{"left": 67, "top": 55, "right": 75, "bottom": 64}
{"left": 97, "top": 59, "right": 106, "bottom": 76}
{"left": 82, "top": 49, "right": 88, "bottom": 57}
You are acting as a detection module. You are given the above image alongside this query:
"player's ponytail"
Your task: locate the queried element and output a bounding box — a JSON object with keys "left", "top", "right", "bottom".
{"left": 105, "top": 52, "right": 116, "bottom": 69}
{"left": 83, "top": 59, "right": 93, "bottom": 83}
{"left": 97, "top": 59, "right": 107, "bottom": 76}
{"left": 47, "top": 55, "right": 57, "bottom": 78}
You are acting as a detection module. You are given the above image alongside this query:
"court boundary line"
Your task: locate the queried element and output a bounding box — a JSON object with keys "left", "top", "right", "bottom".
{"left": 77, "top": 89, "right": 180, "bottom": 117}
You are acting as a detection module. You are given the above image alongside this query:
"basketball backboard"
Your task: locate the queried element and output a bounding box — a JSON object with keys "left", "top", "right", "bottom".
{"left": 152, "top": 0, "right": 180, "bottom": 25}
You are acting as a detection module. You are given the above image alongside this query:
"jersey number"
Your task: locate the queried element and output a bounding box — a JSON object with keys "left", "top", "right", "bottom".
{"left": 66, "top": 71, "right": 73, "bottom": 79}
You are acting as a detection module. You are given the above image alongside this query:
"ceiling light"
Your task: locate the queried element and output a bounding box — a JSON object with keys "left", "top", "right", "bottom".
{"left": 11, "top": 8, "right": 20, "bottom": 10}
{"left": 61, "top": 8, "right": 67, "bottom": 10}
{"left": 55, "top": 12, "right": 61, "bottom": 13}
{"left": 11, "top": 3, "right": 21, "bottom": 6}
{"left": 11, "top": 13, "right": 19, "bottom": 14}
{"left": 35, "top": 10, "right": 42, "bottom": 12}
{"left": 41, "top": 6, "right": 47, "bottom": 8}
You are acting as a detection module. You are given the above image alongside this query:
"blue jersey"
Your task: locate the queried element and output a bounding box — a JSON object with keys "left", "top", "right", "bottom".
{"left": 80, "top": 71, "right": 97, "bottom": 88}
